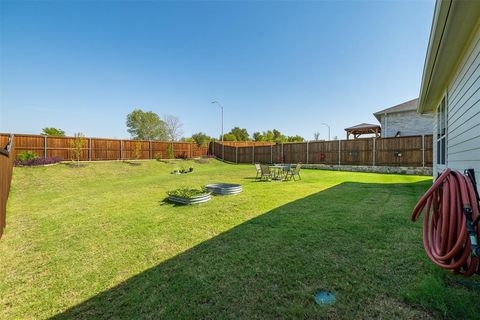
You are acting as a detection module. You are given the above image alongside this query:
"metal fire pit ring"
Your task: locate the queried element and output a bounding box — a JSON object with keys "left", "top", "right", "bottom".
{"left": 205, "top": 183, "right": 242, "bottom": 195}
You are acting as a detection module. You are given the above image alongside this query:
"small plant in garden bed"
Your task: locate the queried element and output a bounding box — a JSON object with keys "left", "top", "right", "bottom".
{"left": 17, "top": 151, "right": 38, "bottom": 162}
{"left": 167, "top": 187, "right": 209, "bottom": 199}
{"left": 171, "top": 166, "right": 194, "bottom": 174}
{"left": 15, "top": 157, "right": 62, "bottom": 167}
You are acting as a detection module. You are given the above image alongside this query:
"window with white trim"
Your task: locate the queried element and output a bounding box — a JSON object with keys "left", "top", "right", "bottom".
{"left": 436, "top": 98, "right": 446, "bottom": 165}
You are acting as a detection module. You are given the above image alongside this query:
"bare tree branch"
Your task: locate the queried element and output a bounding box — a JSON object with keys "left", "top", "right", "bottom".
{"left": 164, "top": 115, "right": 184, "bottom": 141}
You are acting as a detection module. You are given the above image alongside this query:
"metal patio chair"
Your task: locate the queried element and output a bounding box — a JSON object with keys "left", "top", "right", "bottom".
{"left": 260, "top": 164, "right": 273, "bottom": 181}
{"left": 286, "top": 163, "right": 302, "bottom": 181}
{"left": 255, "top": 163, "right": 262, "bottom": 180}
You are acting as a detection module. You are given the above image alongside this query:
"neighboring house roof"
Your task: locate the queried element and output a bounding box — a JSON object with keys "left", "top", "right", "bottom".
{"left": 373, "top": 98, "right": 419, "bottom": 122}
{"left": 417, "top": 0, "right": 480, "bottom": 113}
{"left": 344, "top": 123, "right": 380, "bottom": 131}
{"left": 344, "top": 123, "right": 381, "bottom": 139}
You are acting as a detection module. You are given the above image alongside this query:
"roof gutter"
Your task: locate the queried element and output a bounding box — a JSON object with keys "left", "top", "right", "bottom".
{"left": 417, "top": 0, "right": 480, "bottom": 114}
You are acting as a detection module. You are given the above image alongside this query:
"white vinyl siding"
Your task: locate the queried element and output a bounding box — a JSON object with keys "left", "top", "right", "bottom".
{"left": 434, "top": 26, "right": 480, "bottom": 187}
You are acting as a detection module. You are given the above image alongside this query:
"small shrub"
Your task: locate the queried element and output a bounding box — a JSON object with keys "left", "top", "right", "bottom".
{"left": 178, "top": 166, "right": 193, "bottom": 173}
{"left": 70, "top": 133, "right": 85, "bottom": 166}
{"left": 167, "top": 187, "right": 209, "bottom": 199}
{"left": 166, "top": 144, "right": 174, "bottom": 159}
{"left": 17, "top": 151, "right": 38, "bottom": 162}
{"left": 133, "top": 141, "right": 142, "bottom": 161}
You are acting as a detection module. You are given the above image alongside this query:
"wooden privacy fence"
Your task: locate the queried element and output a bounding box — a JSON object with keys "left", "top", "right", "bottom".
{"left": 210, "top": 135, "right": 433, "bottom": 167}
{"left": 0, "top": 133, "right": 208, "bottom": 161}
{"left": 1, "top": 135, "right": 15, "bottom": 240}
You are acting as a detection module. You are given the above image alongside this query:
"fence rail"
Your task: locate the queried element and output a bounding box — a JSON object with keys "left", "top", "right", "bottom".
{"left": 0, "top": 133, "right": 208, "bottom": 161}
{"left": 217, "top": 141, "right": 276, "bottom": 147}
{"left": 210, "top": 135, "right": 433, "bottom": 167}
{"left": 1, "top": 135, "right": 15, "bottom": 239}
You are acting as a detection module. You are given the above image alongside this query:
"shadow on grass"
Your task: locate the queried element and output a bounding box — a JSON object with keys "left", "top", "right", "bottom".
{"left": 122, "top": 161, "right": 142, "bottom": 166}
{"left": 51, "top": 180, "right": 477, "bottom": 319}
{"left": 62, "top": 162, "right": 87, "bottom": 168}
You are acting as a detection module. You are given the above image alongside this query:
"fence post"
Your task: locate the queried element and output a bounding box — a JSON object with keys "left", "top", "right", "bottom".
{"left": 271, "top": 145, "right": 273, "bottom": 164}
{"left": 281, "top": 143, "right": 284, "bottom": 163}
{"left": 422, "top": 135, "right": 425, "bottom": 167}
{"left": 120, "top": 140, "right": 123, "bottom": 160}
{"left": 236, "top": 146, "right": 238, "bottom": 164}
{"left": 306, "top": 141, "right": 309, "bottom": 164}
{"left": 44, "top": 135, "right": 47, "bottom": 159}
{"left": 189, "top": 143, "right": 192, "bottom": 159}
{"left": 372, "top": 137, "right": 376, "bottom": 166}
{"left": 252, "top": 144, "right": 255, "bottom": 164}
{"left": 149, "top": 141, "right": 152, "bottom": 159}
{"left": 89, "top": 138, "right": 92, "bottom": 161}
{"left": 338, "top": 140, "right": 341, "bottom": 166}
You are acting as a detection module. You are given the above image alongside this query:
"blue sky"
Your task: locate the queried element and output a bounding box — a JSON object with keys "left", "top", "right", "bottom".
{"left": 0, "top": 0, "right": 435, "bottom": 140}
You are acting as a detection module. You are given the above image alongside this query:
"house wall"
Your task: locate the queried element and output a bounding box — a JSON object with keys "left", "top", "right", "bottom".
{"left": 433, "top": 26, "right": 480, "bottom": 190}
{"left": 379, "top": 111, "right": 433, "bottom": 138}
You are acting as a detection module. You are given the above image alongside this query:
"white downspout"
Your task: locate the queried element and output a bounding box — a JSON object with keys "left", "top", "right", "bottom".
{"left": 384, "top": 113, "right": 388, "bottom": 138}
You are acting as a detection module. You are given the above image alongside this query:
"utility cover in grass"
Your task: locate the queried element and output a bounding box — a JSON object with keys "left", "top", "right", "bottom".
{"left": 314, "top": 291, "right": 336, "bottom": 306}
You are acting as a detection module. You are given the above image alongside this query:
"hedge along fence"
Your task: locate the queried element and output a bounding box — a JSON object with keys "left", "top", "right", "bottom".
{"left": 210, "top": 135, "right": 433, "bottom": 167}
{"left": 0, "top": 133, "right": 208, "bottom": 161}
{"left": 218, "top": 141, "right": 276, "bottom": 147}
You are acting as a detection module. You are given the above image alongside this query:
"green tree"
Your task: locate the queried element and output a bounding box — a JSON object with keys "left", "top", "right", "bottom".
{"left": 253, "top": 132, "right": 263, "bottom": 141}
{"left": 126, "top": 109, "right": 168, "bottom": 140}
{"left": 272, "top": 129, "right": 286, "bottom": 143}
{"left": 191, "top": 132, "right": 212, "bottom": 147}
{"left": 41, "top": 127, "right": 65, "bottom": 136}
{"left": 222, "top": 133, "right": 237, "bottom": 141}
{"left": 253, "top": 129, "right": 284, "bottom": 142}
{"left": 228, "top": 127, "right": 250, "bottom": 141}
{"left": 287, "top": 135, "right": 305, "bottom": 142}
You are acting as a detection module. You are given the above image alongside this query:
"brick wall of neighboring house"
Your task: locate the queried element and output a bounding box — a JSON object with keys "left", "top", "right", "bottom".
{"left": 378, "top": 111, "right": 433, "bottom": 138}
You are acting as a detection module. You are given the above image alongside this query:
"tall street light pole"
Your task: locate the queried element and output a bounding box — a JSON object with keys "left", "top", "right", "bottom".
{"left": 321, "top": 123, "right": 331, "bottom": 141}
{"left": 211, "top": 101, "right": 224, "bottom": 160}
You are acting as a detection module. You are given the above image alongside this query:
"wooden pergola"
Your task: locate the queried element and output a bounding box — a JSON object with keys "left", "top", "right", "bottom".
{"left": 345, "top": 123, "right": 381, "bottom": 140}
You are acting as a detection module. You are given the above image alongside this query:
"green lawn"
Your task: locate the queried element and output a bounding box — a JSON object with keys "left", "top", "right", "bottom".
{"left": 1, "top": 159, "right": 479, "bottom": 319}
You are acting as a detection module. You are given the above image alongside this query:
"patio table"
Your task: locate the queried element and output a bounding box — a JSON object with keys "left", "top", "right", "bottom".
{"left": 269, "top": 164, "right": 290, "bottom": 181}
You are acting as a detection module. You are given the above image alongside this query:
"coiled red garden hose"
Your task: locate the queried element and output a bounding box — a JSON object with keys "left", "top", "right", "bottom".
{"left": 411, "top": 169, "right": 480, "bottom": 276}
